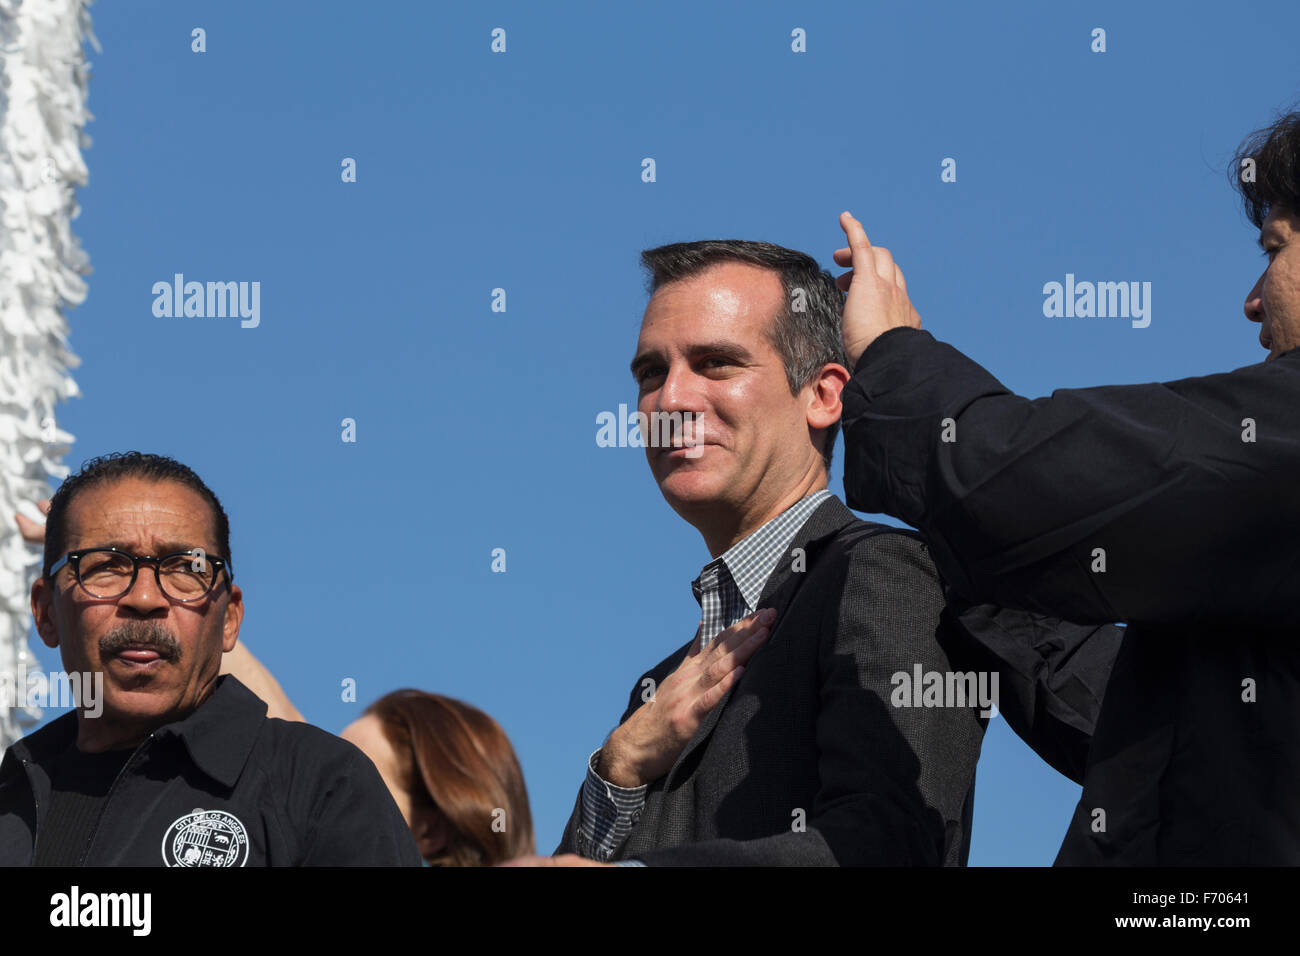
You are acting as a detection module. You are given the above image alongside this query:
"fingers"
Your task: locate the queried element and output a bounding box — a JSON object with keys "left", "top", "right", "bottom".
{"left": 834, "top": 213, "right": 906, "bottom": 292}
{"left": 700, "top": 624, "right": 768, "bottom": 690}
{"left": 839, "top": 252, "right": 907, "bottom": 293}
{"left": 840, "top": 211, "right": 873, "bottom": 266}
{"left": 871, "top": 243, "right": 896, "bottom": 283}
{"left": 709, "top": 608, "right": 774, "bottom": 653}
{"left": 698, "top": 608, "right": 774, "bottom": 687}
{"left": 696, "top": 664, "right": 744, "bottom": 715}
{"left": 15, "top": 511, "right": 45, "bottom": 545}
{"left": 836, "top": 243, "right": 897, "bottom": 274}
{"left": 626, "top": 608, "right": 779, "bottom": 785}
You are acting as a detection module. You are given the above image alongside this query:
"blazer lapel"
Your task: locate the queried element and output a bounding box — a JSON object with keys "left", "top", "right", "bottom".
{"left": 660, "top": 496, "right": 860, "bottom": 788}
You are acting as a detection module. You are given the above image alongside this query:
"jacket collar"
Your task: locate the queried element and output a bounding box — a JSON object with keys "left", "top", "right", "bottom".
{"left": 2, "top": 674, "right": 266, "bottom": 790}
{"left": 754, "top": 494, "right": 860, "bottom": 615}
{"left": 156, "top": 674, "right": 268, "bottom": 788}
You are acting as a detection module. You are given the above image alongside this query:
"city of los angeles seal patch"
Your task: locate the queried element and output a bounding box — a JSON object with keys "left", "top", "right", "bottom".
{"left": 161, "top": 809, "right": 249, "bottom": 867}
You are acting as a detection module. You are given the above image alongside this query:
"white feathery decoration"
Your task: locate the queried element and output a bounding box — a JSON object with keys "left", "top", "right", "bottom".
{"left": 0, "top": 0, "right": 95, "bottom": 747}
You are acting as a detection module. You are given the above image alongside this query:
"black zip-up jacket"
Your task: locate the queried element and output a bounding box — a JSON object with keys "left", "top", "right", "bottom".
{"left": 0, "top": 675, "right": 422, "bottom": 866}
{"left": 841, "top": 327, "right": 1300, "bottom": 865}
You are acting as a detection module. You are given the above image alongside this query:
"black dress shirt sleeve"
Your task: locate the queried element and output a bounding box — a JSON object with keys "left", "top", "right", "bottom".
{"left": 841, "top": 327, "right": 1300, "bottom": 629}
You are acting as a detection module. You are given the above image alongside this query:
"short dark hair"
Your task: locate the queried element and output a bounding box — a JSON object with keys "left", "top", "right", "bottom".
{"left": 43, "top": 451, "right": 232, "bottom": 582}
{"left": 639, "top": 239, "right": 848, "bottom": 469}
{"left": 1230, "top": 108, "right": 1300, "bottom": 228}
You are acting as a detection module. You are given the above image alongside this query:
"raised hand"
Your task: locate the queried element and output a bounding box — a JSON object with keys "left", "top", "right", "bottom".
{"left": 834, "top": 210, "right": 922, "bottom": 368}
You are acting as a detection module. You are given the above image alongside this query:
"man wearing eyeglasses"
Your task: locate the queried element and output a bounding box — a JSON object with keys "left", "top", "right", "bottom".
{"left": 0, "top": 451, "right": 421, "bottom": 866}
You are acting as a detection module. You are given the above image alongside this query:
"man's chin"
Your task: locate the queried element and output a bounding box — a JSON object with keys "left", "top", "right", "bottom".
{"left": 99, "top": 670, "right": 183, "bottom": 718}
{"left": 102, "top": 654, "right": 178, "bottom": 688}
{"left": 656, "top": 470, "right": 730, "bottom": 512}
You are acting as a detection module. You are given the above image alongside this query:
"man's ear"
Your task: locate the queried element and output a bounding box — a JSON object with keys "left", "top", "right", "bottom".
{"left": 31, "top": 577, "right": 60, "bottom": 650}
{"left": 806, "top": 362, "right": 850, "bottom": 433}
{"left": 221, "top": 584, "right": 244, "bottom": 654}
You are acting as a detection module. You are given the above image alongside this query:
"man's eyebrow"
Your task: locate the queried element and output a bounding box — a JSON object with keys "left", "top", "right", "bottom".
{"left": 630, "top": 350, "right": 660, "bottom": 379}
{"left": 685, "top": 342, "right": 752, "bottom": 363}
{"left": 630, "top": 342, "right": 754, "bottom": 378}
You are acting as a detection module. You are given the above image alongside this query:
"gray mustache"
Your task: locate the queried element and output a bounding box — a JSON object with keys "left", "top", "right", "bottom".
{"left": 100, "top": 622, "right": 181, "bottom": 662}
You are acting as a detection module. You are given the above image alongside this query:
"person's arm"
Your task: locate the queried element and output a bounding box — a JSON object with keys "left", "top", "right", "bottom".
{"left": 841, "top": 327, "right": 1300, "bottom": 628}
{"left": 14, "top": 499, "right": 49, "bottom": 544}
{"left": 940, "top": 597, "right": 1123, "bottom": 783}
{"left": 831, "top": 209, "right": 1300, "bottom": 628}
{"left": 634, "top": 531, "right": 983, "bottom": 866}
{"left": 219, "top": 643, "right": 304, "bottom": 722}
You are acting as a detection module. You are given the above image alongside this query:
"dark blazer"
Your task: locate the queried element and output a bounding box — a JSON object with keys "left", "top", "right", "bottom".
{"left": 558, "top": 495, "right": 995, "bottom": 866}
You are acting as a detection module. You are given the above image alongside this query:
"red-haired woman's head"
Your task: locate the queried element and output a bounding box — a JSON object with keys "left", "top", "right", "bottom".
{"left": 342, "top": 689, "right": 534, "bottom": 865}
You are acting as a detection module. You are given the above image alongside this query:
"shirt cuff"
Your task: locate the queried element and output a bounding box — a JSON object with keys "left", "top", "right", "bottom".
{"left": 575, "top": 748, "right": 648, "bottom": 862}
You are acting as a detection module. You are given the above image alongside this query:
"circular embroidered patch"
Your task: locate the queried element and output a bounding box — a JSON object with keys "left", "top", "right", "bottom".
{"left": 161, "top": 809, "right": 250, "bottom": 867}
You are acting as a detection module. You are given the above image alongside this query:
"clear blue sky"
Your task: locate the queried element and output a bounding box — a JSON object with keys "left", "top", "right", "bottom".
{"left": 23, "top": 0, "right": 1300, "bottom": 864}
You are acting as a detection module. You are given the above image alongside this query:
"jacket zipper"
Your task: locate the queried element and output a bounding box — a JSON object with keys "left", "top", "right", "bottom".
{"left": 77, "top": 733, "right": 156, "bottom": 866}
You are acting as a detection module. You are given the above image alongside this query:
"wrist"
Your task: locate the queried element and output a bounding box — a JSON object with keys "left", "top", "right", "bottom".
{"left": 597, "top": 740, "right": 644, "bottom": 789}
{"left": 844, "top": 336, "right": 871, "bottom": 370}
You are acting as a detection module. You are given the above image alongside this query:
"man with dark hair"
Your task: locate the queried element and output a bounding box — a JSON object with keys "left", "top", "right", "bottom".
{"left": 635, "top": 240, "right": 851, "bottom": 468}
{"left": 834, "top": 108, "right": 1300, "bottom": 864}
{"left": 0, "top": 451, "right": 421, "bottom": 866}
{"left": 506, "top": 240, "right": 1115, "bottom": 867}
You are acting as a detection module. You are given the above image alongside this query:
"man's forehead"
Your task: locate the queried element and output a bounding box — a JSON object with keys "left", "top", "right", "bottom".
{"left": 649, "top": 262, "right": 782, "bottom": 308}
{"left": 65, "top": 478, "right": 217, "bottom": 548}
{"left": 639, "top": 264, "right": 783, "bottom": 341}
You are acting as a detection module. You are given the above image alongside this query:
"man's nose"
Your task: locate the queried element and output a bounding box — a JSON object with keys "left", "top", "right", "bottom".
{"left": 1244, "top": 273, "right": 1265, "bottom": 324}
{"left": 117, "top": 563, "right": 169, "bottom": 612}
{"left": 656, "top": 362, "right": 703, "bottom": 412}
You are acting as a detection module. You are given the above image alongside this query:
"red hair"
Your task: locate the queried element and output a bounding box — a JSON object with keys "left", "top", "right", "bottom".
{"left": 366, "top": 689, "right": 534, "bottom": 866}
